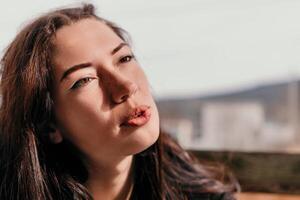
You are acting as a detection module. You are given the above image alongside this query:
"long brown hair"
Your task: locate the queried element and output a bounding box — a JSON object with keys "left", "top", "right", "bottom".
{"left": 0, "top": 4, "right": 238, "bottom": 200}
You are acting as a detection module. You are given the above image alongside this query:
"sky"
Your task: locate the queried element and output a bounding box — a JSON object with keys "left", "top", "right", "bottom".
{"left": 1, "top": 0, "right": 300, "bottom": 98}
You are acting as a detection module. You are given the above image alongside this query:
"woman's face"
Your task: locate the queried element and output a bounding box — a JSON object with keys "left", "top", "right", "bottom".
{"left": 51, "top": 18, "right": 159, "bottom": 163}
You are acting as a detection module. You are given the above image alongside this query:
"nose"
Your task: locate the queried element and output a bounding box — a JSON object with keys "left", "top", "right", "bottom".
{"left": 104, "top": 71, "right": 138, "bottom": 104}
{"left": 112, "top": 80, "right": 138, "bottom": 103}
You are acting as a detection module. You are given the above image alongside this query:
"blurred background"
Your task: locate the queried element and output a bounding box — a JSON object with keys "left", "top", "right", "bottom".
{"left": 1, "top": 0, "right": 300, "bottom": 153}
{"left": 1, "top": 0, "right": 300, "bottom": 199}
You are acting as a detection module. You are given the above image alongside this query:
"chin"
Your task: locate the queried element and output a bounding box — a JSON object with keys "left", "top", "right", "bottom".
{"left": 131, "top": 127, "right": 160, "bottom": 155}
{"left": 122, "top": 105, "right": 160, "bottom": 155}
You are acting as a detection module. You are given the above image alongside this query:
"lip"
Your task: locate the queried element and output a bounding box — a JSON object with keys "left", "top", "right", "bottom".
{"left": 121, "top": 105, "right": 151, "bottom": 127}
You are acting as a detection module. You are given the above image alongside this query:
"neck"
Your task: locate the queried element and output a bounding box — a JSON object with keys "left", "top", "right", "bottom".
{"left": 85, "top": 155, "right": 134, "bottom": 200}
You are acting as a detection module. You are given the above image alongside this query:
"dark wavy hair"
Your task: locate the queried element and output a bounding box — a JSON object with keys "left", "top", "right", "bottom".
{"left": 0, "top": 4, "right": 238, "bottom": 200}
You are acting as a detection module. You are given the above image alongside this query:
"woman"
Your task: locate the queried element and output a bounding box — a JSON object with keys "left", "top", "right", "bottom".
{"left": 0, "top": 4, "right": 238, "bottom": 200}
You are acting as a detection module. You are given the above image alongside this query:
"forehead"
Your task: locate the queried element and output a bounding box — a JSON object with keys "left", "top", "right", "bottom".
{"left": 53, "top": 18, "right": 121, "bottom": 47}
{"left": 51, "top": 18, "right": 123, "bottom": 66}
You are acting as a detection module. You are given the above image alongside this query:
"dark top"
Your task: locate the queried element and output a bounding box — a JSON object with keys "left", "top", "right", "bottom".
{"left": 188, "top": 192, "right": 235, "bottom": 200}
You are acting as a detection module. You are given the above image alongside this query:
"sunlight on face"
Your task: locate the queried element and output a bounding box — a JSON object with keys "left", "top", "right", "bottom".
{"left": 51, "top": 18, "right": 160, "bottom": 163}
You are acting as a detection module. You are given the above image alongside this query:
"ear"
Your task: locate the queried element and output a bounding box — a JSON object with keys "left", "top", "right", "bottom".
{"left": 48, "top": 127, "right": 63, "bottom": 144}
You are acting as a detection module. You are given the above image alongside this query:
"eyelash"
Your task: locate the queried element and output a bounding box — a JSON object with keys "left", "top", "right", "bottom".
{"left": 119, "top": 54, "right": 135, "bottom": 63}
{"left": 70, "top": 54, "right": 135, "bottom": 90}
{"left": 70, "top": 77, "right": 96, "bottom": 90}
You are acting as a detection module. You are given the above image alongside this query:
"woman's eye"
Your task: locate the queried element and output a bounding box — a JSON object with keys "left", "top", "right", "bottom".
{"left": 70, "top": 77, "right": 95, "bottom": 90}
{"left": 119, "top": 55, "right": 135, "bottom": 63}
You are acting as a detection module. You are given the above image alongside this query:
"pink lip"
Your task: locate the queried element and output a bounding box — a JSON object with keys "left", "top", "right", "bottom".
{"left": 121, "top": 105, "right": 151, "bottom": 127}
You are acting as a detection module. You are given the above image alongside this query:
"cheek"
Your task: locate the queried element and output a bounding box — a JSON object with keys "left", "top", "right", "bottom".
{"left": 133, "top": 69, "right": 151, "bottom": 94}
{"left": 58, "top": 82, "right": 103, "bottom": 114}
{"left": 55, "top": 104, "right": 113, "bottom": 152}
{"left": 135, "top": 69, "right": 159, "bottom": 129}
{"left": 53, "top": 85, "right": 109, "bottom": 138}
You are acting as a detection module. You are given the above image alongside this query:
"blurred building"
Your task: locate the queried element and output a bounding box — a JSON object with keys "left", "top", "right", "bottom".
{"left": 157, "top": 79, "right": 300, "bottom": 152}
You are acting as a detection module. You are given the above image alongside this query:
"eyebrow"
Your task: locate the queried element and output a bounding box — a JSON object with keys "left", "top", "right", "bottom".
{"left": 60, "top": 42, "right": 129, "bottom": 82}
{"left": 111, "top": 42, "right": 129, "bottom": 55}
{"left": 60, "top": 62, "right": 92, "bottom": 82}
